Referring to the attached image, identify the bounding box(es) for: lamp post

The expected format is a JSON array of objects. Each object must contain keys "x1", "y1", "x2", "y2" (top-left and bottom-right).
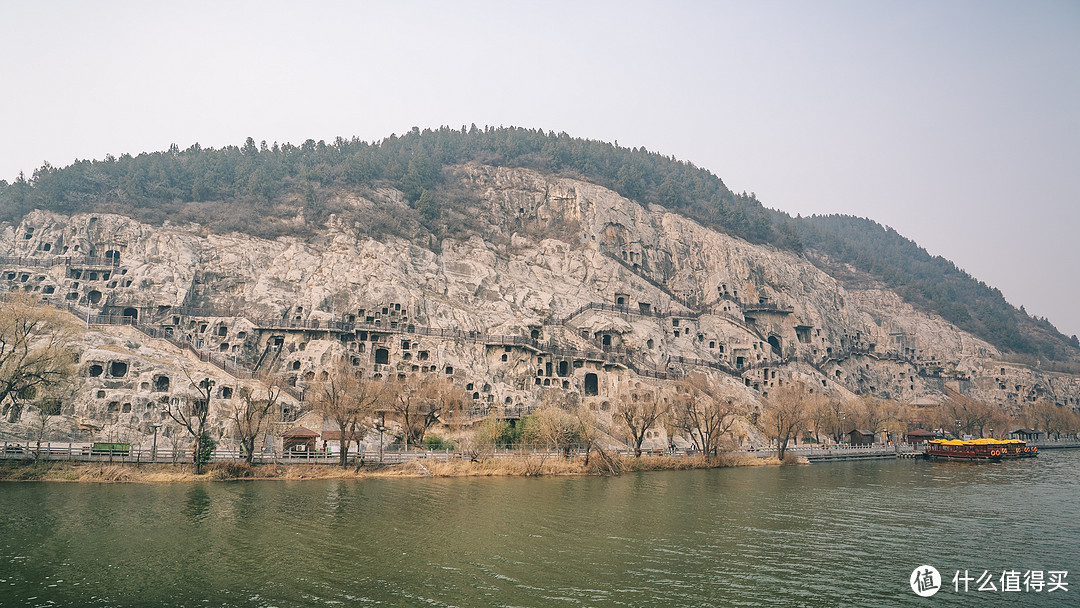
[
  {"x1": 375, "y1": 412, "x2": 386, "y2": 465},
  {"x1": 151, "y1": 423, "x2": 161, "y2": 462}
]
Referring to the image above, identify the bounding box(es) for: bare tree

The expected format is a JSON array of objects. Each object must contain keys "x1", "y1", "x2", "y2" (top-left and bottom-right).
[
  {"x1": 163, "y1": 370, "x2": 216, "y2": 474},
  {"x1": 542, "y1": 390, "x2": 611, "y2": 467},
  {"x1": 936, "y1": 388, "x2": 997, "y2": 438},
  {"x1": 570, "y1": 398, "x2": 619, "y2": 473},
  {"x1": 458, "y1": 413, "x2": 503, "y2": 462},
  {"x1": 123, "y1": 423, "x2": 147, "y2": 466},
  {"x1": 516, "y1": 390, "x2": 605, "y2": 472},
  {"x1": 231, "y1": 376, "x2": 283, "y2": 463},
  {"x1": 821, "y1": 396, "x2": 848, "y2": 444},
  {"x1": 29, "y1": 398, "x2": 62, "y2": 460},
  {"x1": 386, "y1": 375, "x2": 467, "y2": 448},
  {"x1": 671, "y1": 374, "x2": 741, "y2": 457},
  {"x1": 881, "y1": 400, "x2": 914, "y2": 442},
  {"x1": 312, "y1": 364, "x2": 384, "y2": 467},
  {"x1": 0, "y1": 294, "x2": 79, "y2": 423},
  {"x1": 525, "y1": 399, "x2": 584, "y2": 458},
  {"x1": 761, "y1": 381, "x2": 822, "y2": 460},
  {"x1": 806, "y1": 395, "x2": 837, "y2": 445},
  {"x1": 1057, "y1": 407, "x2": 1080, "y2": 439},
  {"x1": 1026, "y1": 400, "x2": 1075, "y2": 440},
  {"x1": 166, "y1": 424, "x2": 187, "y2": 465},
  {"x1": 614, "y1": 383, "x2": 669, "y2": 457},
  {"x1": 851, "y1": 395, "x2": 908, "y2": 442}
]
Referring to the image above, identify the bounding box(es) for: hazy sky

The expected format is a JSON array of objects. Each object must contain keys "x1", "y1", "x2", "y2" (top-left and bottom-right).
[{"x1": 2, "y1": 1, "x2": 1078, "y2": 338}]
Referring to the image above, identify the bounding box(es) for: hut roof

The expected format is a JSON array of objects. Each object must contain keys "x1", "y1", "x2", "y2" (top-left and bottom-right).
[
  {"x1": 282, "y1": 426, "x2": 320, "y2": 438},
  {"x1": 905, "y1": 429, "x2": 939, "y2": 437},
  {"x1": 322, "y1": 429, "x2": 368, "y2": 441}
]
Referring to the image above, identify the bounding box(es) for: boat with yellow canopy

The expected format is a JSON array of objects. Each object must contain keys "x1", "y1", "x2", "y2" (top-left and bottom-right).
[{"x1": 924, "y1": 438, "x2": 1037, "y2": 461}]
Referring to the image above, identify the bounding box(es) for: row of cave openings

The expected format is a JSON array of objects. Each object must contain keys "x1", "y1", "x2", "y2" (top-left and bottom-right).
[
  {"x1": 608, "y1": 282, "x2": 822, "y2": 360},
  {"x1": 20, "y1": 225, "x2": 122, "y2": 259},
  {"x1": 2, "y1": 270, "x2": 131, "y2": 301},
  {"x1": 503, "y1": 346, "x2": 601, "y2": 396},
  {"x1": 6, "y1": 255, "x2": 131, "y2": 303},
  {"x1": 86, "y1": 361, "x2": 170, "y2": 392},
  {"x1": 287, "y1": 302, "x2": 417, "y2": 327},
  {"x1": 534, "y1": 358, "x2": 599, "y2": 395}
]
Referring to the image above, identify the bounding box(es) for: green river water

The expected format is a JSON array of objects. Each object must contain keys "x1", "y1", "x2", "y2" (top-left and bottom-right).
[{"x1": 1, "y1": 451, "x2": 1078, "y2": 607}]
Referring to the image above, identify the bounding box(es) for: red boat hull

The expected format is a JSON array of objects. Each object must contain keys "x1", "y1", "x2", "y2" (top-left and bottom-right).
[
  {"x1": 924, "y1": 441, "x2": 1037, "y2": 461},
  {"x1": 925, "y1": 449, "x2": 1003, "y2": 461}
]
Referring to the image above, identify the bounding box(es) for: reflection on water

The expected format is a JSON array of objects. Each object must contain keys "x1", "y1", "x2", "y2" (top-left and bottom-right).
[
  {"x1": 1, "y1": 452, "x2": 1078, "y2": 606},
  {"x1": 181, "y1": 486, "x2": 211, "y2": 523}
]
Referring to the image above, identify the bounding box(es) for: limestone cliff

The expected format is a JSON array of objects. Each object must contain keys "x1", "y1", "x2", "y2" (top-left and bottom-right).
[{"x1": 2, "y1": 164, "x2": 1077, "y2": 447}]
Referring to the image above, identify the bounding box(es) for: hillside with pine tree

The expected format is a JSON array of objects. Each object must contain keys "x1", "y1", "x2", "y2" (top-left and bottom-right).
[{"x1": 1, "y1": 126, "x2": 1076, "y2": 363}]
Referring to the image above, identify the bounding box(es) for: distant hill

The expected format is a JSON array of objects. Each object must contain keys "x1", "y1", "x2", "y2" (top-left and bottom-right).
[
  {"x1": 1, "y1": 126, "x2": 1076, "y2": 361},
  {"x1": 793, "y1": 215, "x2": 1080, "y2": 364}
]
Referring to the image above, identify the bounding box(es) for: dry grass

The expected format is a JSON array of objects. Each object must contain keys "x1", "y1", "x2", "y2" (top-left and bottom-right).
[
  {"x1": 0, "y1": 461, "x2": 202, "y2": 482},
  {"x1": 781, "y1": 452, "x2": 803, "y2": 465},
  {"x1": 418, "y1": 456, "x2": 588, "y2": 477},
  {"x1": 0, "y1": 451, "x2": 784, "y2": 483},
  {"x1": 620, "y1": 452, "x2": 776, "y2": 471},
  {"x1": 206, "y1": 462, "x2": 257, "y2": 480}
]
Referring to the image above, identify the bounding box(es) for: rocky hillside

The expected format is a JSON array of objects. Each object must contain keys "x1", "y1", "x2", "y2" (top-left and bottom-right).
[
  {"x1": 2, "y1": 163, "x2": 1078, "y2": 446},
  {"x1": 4, "y1": 127, "x2": 1074, "y2": 363}
]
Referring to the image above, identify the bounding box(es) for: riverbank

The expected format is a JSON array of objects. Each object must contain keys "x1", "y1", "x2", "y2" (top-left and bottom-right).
[
  {"x1": 0, "y1": 452, "x2": 787, "y2": 482},
  {"x1": 4, "y1": 450, "x2": 1074, "y2": 607}
]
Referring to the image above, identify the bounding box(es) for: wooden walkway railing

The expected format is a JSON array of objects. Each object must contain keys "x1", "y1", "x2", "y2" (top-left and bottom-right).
[
  {"x1": 6, "y1": 439, "x2": 1076, "y2": 467},
  {"x1": 0, "y1": 254, "x2": 120, "y2": 269}
]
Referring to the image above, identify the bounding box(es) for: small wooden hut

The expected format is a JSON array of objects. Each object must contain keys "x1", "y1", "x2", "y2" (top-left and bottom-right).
[
  {"x1": 282, "y1": 426, "x2": 320, "y2": 453},
  {"x1": 847, "y1": 429, "x2": 876, "y2": 446},
  {"x1": 1010, "y1": 428, "x2": 1043, "y2": 442},
  {"x1": 904, "y1": 429, "x2": 942, "y2": 445}
]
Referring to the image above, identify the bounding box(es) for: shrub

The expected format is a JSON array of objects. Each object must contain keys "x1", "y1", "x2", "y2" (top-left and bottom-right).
[
  {"x1": 195, "y1": 432, "x2": 216, "y2": 473},
  {"x1": 207, "y1": 461, "x2": 255, "y2": 480},
  {"x1": 424, "y1": 434, "x2": 454, "y2": 450}
]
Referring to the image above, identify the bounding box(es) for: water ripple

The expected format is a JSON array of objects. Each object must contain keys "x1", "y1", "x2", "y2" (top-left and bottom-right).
[{"x1": 0, "y1": 453, "x2": 1078, "y2": 606}]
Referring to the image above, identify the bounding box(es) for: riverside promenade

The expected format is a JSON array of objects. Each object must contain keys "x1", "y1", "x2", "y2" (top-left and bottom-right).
[
  {"x1": 3, "y1": 439, "x2": 1078, "y2": 467},
  {"x1": 745, "y1": 443, "x2": 923, "y2": 462},
  {"x1": 752, "y1": 438, "x2": 1080, "y2": 462}
]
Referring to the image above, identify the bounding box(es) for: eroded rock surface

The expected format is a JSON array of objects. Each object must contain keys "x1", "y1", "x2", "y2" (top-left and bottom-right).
[{"x1": 2, "y1": 165, "x2": 1077, "y2": 447}]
